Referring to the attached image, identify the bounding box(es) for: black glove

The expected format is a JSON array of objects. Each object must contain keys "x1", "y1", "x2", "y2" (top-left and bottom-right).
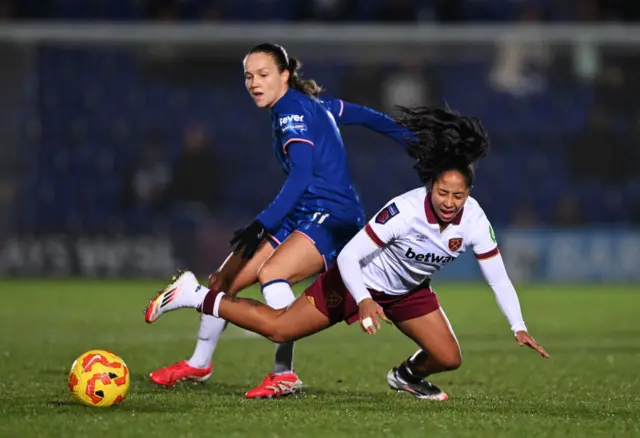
[{"x1": 229, "y1": 220, "x2": 267, "y2": 259}]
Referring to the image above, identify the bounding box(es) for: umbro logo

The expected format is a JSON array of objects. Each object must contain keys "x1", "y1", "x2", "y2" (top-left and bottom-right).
[{"x1": 416, "y1": 234, "x2": 428, "y2": 242}]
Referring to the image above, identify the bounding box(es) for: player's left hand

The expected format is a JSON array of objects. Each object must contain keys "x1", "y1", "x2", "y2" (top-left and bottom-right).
[
  {"x1": 515, "y1": 331, "x2": 550, "y2": 358},
  {"x1": 229, "y1": 220, "x2": 267, "y2": 259},
  {"x1": 358, "y1": 298, "x2": 390, "y2": 335}
]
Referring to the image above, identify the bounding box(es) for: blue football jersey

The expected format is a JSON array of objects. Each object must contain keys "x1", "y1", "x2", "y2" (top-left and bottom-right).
[{"x1": 259, "y1": 89, "x2": 363, "y2": 229}]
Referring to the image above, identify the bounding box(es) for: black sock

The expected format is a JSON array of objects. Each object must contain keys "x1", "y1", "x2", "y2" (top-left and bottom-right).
[
  {"x1": 273, "y1": 342, "x2": 294, "y2": 374},
  {"x1": 397, "y1": 360, "x2": 424, "y2": 384}
]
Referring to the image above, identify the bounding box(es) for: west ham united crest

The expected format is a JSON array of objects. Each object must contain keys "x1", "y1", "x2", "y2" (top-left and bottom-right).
[
  {"x1": 325, "y1": 288, "x2": 343, "y2": 308},
  {"x1": 448, "y1": 238, "x2": 463, "y2": 251}
]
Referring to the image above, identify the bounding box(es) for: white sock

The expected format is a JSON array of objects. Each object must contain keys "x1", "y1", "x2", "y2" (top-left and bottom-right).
[
  {"x1": 262, "y1": 280, "x2": 296, "y2": 374},
  {"x1": 262, "y1": 280, "x2": 296, "y2": 310},
  {"x1": 187, "y1": 313, "x2": 228, "y2": 369}
]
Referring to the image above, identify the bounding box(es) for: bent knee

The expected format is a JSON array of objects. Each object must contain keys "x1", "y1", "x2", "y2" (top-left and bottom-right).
[
  {"x1": 267, "y1": 319, "x2": 298, "y2": 343},
  {"x1": 268, "y1": 328, "x2": 297, "y2": 344},
  {"x1": 268, "y1": 332, "x2": 290, "y2": 344},
  {"x1": 260, "y1": 320, "x2": 282, "y2": 343},
  {"x1": 258, "y1": 312, "x2": 294, "y2": 343},
  {"x1": 257, "y1": 262, "x2": 284, "y2": 284},
  {"x1": 441, "y1": 356, "x2": 462, "y2": 371},
  {"x1": 437, "y1": 350, "x2": 462, "y2": 371}
]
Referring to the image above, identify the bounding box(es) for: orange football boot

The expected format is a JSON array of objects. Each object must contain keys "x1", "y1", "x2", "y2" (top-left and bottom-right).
[
  {"x1": 149, "y1": 360, "x2": 212, "y2": 387},
  {"x1": 245, "y1": 372, "x2": 303, "y2": 399}
]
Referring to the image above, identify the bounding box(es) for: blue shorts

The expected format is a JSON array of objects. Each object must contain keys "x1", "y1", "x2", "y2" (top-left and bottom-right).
[{"x1": 268, "y1": 210, "x2": 364, "y2": 271}]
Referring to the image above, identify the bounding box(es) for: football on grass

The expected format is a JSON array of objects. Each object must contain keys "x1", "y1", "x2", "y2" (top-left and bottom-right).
[{"x1": 68, "y1": 349, "x2": 130, "y2": 407}]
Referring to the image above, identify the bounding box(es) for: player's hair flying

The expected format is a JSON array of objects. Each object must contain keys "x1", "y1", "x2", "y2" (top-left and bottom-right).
[
  {"x1": 247, "y1": 43, "x2": 324, "y2": 98},
  {"x1": 395, "y1": 106, "x2": 490, "y2": 187}
]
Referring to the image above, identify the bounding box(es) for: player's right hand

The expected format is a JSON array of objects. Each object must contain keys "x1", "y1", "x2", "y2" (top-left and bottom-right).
[
  {"x1": 229, "y1": 220, "x2": 267, "y2": 259},
  {"x1": 357, "y1": 298, "x2": 389, "y2": 335},
  {"x1": 515, "y1": 331, "x2": 550, "y2": 358}
]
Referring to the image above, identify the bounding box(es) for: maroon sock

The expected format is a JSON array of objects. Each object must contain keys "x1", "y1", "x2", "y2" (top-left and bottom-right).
[{"x1": 197, "y1": 290, "x2": 223, "y2": 315}]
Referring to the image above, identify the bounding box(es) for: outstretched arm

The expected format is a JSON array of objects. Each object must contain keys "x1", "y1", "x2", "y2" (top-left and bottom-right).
[
  {"x1": 476, "y1": 251, "x2": 550, "y2": 358},
  {"x1": 323, "y1": 98, "x2": 412, "y2": 149},
  {"x1": 472, "y1": 214, "x2": 549, "y2": 358},
  {"x1": 476, "y1": 250, "x2": 527, "y2": 333}
]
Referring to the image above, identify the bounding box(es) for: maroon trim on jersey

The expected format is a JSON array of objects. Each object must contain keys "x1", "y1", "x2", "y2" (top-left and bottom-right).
[
  {"x1": 475, "y1": 247, "x2": 499, "y2": 260},
  {"x1": 425, "y1": 192, "x2": 464, "y2": 225},
  {"x1": 364, "y1": 224, "x2": 384, "y2": 247}
]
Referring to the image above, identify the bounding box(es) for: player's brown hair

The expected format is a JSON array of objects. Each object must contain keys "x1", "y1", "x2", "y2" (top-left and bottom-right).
[
  {"x1": 395, "y1": 106, "x2": 490, "y2": 187},
  {"x1": 247, "y1": 43, "x2": 324, "y2": 98}
]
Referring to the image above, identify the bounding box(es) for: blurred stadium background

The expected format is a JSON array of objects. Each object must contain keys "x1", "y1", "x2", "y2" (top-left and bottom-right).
[
  {"x1": 1, "y1": 2, "x2": 639, "y2": 437},
  {"x1": 0, "y1": 1, "x2": 639, "y2": 283}
]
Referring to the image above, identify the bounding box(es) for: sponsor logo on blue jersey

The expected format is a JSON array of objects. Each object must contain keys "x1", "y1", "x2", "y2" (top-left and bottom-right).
[{"x1": 279, "y1": 114, "x2": 307, "y2": 135}]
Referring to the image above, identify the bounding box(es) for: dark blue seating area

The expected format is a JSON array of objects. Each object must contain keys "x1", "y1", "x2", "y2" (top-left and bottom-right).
[
  {"x1": 12, "y1": 46, "x2": 636, "y2": 235},
  {"x1": 30, "y1": 0, "x2": 561, "y2": 22}
]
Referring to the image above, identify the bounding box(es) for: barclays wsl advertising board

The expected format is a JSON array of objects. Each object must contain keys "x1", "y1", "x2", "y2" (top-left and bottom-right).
[
  {"x1": 0, "y1": 230, "x2": 639, "y2": 282},
  {"x1": 436, "y1": 229, "x2": 640, "y2": 284}
]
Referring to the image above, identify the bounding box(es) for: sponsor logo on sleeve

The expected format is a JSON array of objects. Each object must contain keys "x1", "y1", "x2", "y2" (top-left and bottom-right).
[
  {"x1": 279, "y1": 114, "x2": 307, "y2": 135},
  {"x1": 375, "y1": 202, "x2": 399, "y2": 225}
]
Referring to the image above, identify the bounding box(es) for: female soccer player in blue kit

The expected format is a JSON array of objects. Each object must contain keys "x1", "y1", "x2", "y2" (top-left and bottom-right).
[{"x1": 148, "y1": 43, "x2": 412, "y2": 398}]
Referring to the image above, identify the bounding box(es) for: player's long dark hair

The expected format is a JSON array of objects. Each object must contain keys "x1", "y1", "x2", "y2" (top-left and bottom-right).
[
  {"x1": 395, "y1": 106, "x2": 490, "y2": 187},
  {"x1": 247, "y1": 43, "x2": 323, "y2": 98}
]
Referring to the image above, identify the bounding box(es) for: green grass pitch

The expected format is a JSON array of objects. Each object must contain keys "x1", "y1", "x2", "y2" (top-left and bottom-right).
[{"x1": 0, "y1": 278, "x2": 638, "y2": 437}]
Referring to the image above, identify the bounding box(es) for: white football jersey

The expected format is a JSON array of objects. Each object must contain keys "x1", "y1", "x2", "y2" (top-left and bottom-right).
[{"x1": 361, "y1": 187, "x2": 498, "y2": 295}]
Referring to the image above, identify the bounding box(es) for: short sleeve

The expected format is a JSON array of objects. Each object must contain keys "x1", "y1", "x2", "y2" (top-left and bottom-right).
[
  {"x1": 276, "y1": 101, "x2": 315, "y2": 153},
  {"x1": 364, "y1": 199, "x2": 412, "y2": 247},
  {"x1": 470, "y1": 211, "x2": 499, "y2": 260}
]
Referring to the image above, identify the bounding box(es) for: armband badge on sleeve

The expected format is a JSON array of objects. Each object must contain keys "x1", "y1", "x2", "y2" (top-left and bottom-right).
[{"x1": 375, "y1": 202, "x2": 399, "y2": 225}]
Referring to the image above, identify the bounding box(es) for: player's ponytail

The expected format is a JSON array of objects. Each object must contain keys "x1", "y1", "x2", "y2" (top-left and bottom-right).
[
  {"x1": 286, "y1": 57, "x2": 323, "y2": 98},
  {"x1": 395, "y1": 106, "x2": 490, "y2": 187},
  {"x1": 246, "y1": 43, "x2": 323, "y2": 98}
]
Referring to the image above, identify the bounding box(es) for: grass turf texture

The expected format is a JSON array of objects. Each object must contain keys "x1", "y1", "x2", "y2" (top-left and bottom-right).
[{"x1": 0, "y1": 279, "x2": 638, "y2": 438}]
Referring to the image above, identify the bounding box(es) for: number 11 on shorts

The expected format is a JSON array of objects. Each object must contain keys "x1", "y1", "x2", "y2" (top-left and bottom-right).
[{"x1": 312, "y1": 212, "x2": 329, "y2": 224}]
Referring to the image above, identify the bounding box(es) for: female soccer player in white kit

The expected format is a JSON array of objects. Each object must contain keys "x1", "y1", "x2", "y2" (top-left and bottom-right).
[{"x1": 145, "y1": 106, "x2": 549, "y2": 399}]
